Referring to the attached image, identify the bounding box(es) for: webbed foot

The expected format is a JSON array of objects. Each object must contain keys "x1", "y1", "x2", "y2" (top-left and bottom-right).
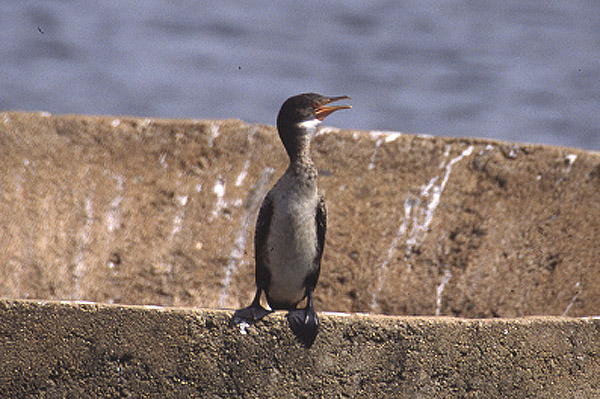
[
  {"x1": 232, "y1": 303, "x2": 272, "y2": 324},
  {"x1": 287, "y1": 306, "x2": 319, "y2": 348},
  {"x1": 232, "y1": 289, "x2": 272, "y2": 325}
]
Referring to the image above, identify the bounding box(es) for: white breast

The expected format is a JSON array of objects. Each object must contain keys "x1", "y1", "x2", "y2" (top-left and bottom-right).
[{"x1": 265, "y1": 174, "x2": 320, "y2": 306}]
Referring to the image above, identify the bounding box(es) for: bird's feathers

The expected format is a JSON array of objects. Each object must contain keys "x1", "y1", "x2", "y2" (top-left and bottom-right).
[{"x1": 254, "y1": 194, "x2": 274, "y2": 291}]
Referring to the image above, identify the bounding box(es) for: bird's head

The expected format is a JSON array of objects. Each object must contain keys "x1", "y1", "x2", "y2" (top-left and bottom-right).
[{"x1": 276, "y1": 93, "x2": 351, "y2": 158}]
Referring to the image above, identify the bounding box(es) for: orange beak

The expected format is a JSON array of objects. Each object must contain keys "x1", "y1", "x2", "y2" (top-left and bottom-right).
[{"x1": 314, "y1": 96, "x2": 352, "y2": 121}]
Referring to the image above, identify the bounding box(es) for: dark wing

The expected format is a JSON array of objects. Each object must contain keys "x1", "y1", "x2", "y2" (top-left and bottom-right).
[
  {"x1": 305, "y1": 195, "x2": 327, "y2": 290},
  {"x1": 254, "y1": 193, "x2": 273, "y2": 290},
  {"x1": 316, "y1": 195, "x2": 327, "y2": 263}
]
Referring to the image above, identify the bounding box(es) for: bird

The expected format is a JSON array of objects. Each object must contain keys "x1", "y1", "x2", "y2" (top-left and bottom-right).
[{"x1": 232, "y1": 93, "x2": 351, "y2": 347}]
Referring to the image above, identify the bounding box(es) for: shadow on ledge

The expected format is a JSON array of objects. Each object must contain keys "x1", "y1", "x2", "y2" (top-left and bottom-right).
[{"x1": 1, "y1": 299, "x2": 599, "y2": 397}]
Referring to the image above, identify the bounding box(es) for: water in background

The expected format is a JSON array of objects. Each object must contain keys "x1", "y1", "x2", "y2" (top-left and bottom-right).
[{"x1": 1, "y1": 1, "x2": 599, "y2": 149}]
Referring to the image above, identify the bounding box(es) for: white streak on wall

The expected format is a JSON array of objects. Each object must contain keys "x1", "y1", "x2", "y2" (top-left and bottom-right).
[
  {"x1": 74, "y1": 196, "x2": 93, "y2": 299},
  {"x1": 177, "y1": 195, "x2": 189, "y2": 206},
  {"x1": 368, "y1": 138, "x2": 383, "y2": 170},
  {"x1": 159, "y1": 153, "x2": 168, "y2": 170},
  {"x1": 563, "y1": 154, "x2": 577, "y2": 176},
  {"x1": 235, "y1": 160, "x2": 250, "y2": 187},
  {"x1": 208, "y1": 123, "x2": 220, "y2": 147},
  {"x1": 436, "y1": 269, "x2": 452, "y2": 316},
  {"x1": 371, "y1": 198, "x2": 413, "y2": 309},
  {"x1": 234, "y1": 128, "x2": 257, "y2": 188},
  {"x1": 211, "y1": 176, "x2": 227, "y2": 221},
  {"x1": 170, "y1": 195, "x2": 189, "y2": 239},
  {"x1": 556, "y1": 153, "x2": 577, "y2": 185},
  {"x1": 316, "y1": 126, "x2": 341, "y2": 136},
  {"x1": 385, "y1": 133, "x2": 402, "y2": 142},
  {"x1": 369, "y1": 130, "x2": 404, "y2": 141},
  {"x1": 218, "y1": 167, "x2": 274, "y2": 307},
  {"x1": 367, "y1": 131, "x2": 403, "y2": 171},
  {"x1": 106, "y1": 175, "x2": 124, "y2": 232},
  {"x1": 563, "y1": 281, "x2": 581, "y2": 316},
  {"x1": 565, "y1": 154, "x2": 577, "y2": 168},
  {"x1": 370, "y1": 145, "x2": 474, "y2": 311},
  {"x1": 410, "y1": 146, "x2": 474, "y2": 252}
]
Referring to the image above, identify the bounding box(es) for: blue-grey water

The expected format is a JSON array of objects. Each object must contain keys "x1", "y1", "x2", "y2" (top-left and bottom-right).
[{"x1": 2, "y1": 1, "x2": 599, "y2": 149}]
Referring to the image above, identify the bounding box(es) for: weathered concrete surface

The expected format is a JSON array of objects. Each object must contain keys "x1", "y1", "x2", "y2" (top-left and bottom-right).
[
  {"x1": 1, "y1": 112, "x2": 600, "y2": 396},
  {"x1": 1, "y1": 111, "x2": 599, "y2": 317},
  {"x1": 1, "y1": 300, "x2": 599, "y2": 398}
]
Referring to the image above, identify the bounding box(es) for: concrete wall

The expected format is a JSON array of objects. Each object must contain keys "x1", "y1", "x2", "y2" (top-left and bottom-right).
[
  {"x1": 1, "y1": 300, "x2": 599, "y2": 397},
  {"x1": 1, "y1": 111, "x2": 599, "y2": 317},
  {"x1": 1, "y1": 111, "x2": 600, "y2": 396}
]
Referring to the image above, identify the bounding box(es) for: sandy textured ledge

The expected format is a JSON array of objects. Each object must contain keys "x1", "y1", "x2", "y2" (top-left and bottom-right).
[{"x1": 1, "y1": 299, "x2": 599, "y2": 397}]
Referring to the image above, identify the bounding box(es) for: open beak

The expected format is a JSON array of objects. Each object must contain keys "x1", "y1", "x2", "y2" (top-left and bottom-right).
[{"x1": 314, "y1": 95, "x2": 352, "y2": 121}]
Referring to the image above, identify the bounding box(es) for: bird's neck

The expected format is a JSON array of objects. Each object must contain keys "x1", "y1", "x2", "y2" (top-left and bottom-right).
[
  {"x1": 280, "y1": 122, "x2": 319, "y2": 181},
  {"x1": 288, "y1": 137, "x2": 318, "y2": 182}
]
